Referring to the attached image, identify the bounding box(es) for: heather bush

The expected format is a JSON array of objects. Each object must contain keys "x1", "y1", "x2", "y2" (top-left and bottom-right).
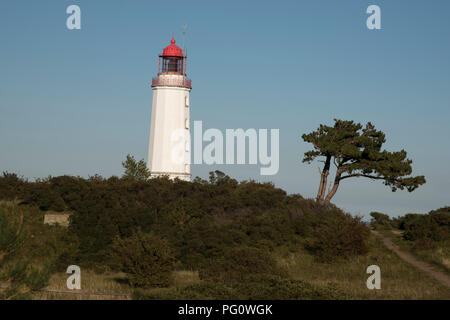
[
  {"x1": 0, "y1": 172, "x2": 26, "y2": 200},
  {"x1": 111, "y1": 229, "x2": 176, "y2": 288},
  {"x1": 402, "y1": 207, "x2": 450, "y2": 243},
  {"x1": 0, "y1": 171, "x2": 372, "y2": 270},
  {"x1": 305, "y1": 211, "x2": 370, "y2": 262},
  {"x1": 133, "y1": 282, "x2": 238, "y2": 300},
  {"x1": 198, "y1": 246, "x2": 286, "y2": 283},
  {"x1": 232, "y1": 275, "x2": 348, "y2": 300},
  {"x1": 133, "y1": 275, "x2": 347, "y2": 300}
]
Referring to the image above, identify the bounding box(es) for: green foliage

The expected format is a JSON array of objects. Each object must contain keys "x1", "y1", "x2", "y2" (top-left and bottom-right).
[
  {"x1": 0, "y1": 202, "x2": 27, "y2": 263},
  {"x1": 0, "y1": 261, "x2": 52, "y2": 300},
  {"x1": 199, "y1": 246, "x2": 287, "y2": 283},
  {"x1": 232, "y1": 275, "x2": 348, "y2": 300},
  {"x1": 133, "y1": 276, "x2": 347, "y2": 300},
  {"x1": 122, "y1": 154, "x2": 150, "y2": 181},
  {"x1": 111, "y1": 229, "x2": 176, "y2": 288},
  {"x1": 0, "y1": 167, "x2": 446, "y2": 299},
  {"x1": 133, "y1": 282, "x2": 238, "y2": 300},
  {"x1": 0, "y1": 171, "x2": 372, "y2": 280},
  {"x1": 304, "y1": 211, "x2": 370, "y2": 262},
  {"x1": 370, "y1": 211, "x2": 393, "y2": 229},
  {"x1": 22, "y1": 182, "x2": 66, "y2": 211},
  {"x1": 0, "y1": 172, "x2": 26, "y2": 200},
  {"x1": 0, "y1": 203, "x2": 52, "y2": 299},
  {"x1": 302, "y1": 119, "x2": 426, "y2": 203},
  {"x1": 0, "y1": 201, "x2": 76, "y2": 272},
  {"x1": 401, "y1": 207, "x2": 450, "y2": 244}
]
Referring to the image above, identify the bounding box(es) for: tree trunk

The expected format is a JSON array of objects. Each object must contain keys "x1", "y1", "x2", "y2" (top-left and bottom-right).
[
  {"x1": 316, "y1": 155, "x2": 331, "y2": 203},
  {"x1": 325, "y1": 169, "x2": 342, "y2": 204}
]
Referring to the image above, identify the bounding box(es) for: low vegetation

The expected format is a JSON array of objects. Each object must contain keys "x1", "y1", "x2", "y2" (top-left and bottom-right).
[
  {"x1": 0, "y1": 201, "x2": 52, "y2": 299},
  {"x1": 111, "y1": 229, "x2": 176, "y2": 288},
  {"x1": 370, "y1": 207, "x2": 450, "y2": 274},
  {"x1": 0, "y1": 170, "x2": 448, "y2": 299}
]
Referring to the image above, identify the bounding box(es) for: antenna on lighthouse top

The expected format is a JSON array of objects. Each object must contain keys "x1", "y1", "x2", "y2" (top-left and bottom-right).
[{"x1": 182, "y1": 23, "x2": 188, "y2": 55}]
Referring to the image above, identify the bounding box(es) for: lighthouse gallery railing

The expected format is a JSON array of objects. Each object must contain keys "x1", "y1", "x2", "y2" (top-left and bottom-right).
[{"x1": 152, "y1": 77, "x2": 192, "y2": 89}]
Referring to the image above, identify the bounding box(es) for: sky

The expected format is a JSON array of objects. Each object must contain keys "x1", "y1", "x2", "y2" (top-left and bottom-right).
[{"x1": 1, "y1": 0, "x2": 449, "y2": 219}]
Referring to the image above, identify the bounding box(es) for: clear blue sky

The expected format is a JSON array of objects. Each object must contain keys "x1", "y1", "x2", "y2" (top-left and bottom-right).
[{"x1": 1, "y1": 0, "x2": 449, "y2": 219}]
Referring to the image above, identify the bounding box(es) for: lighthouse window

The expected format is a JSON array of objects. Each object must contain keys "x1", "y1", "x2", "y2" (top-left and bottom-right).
[{"x1": 167, "y1": 59, "x2": 179, "y2": 72}]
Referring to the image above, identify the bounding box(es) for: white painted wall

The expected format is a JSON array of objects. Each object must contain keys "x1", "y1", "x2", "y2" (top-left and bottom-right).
[{"x1": 148, "y1": 74, "x2": 191, "y2": 181}]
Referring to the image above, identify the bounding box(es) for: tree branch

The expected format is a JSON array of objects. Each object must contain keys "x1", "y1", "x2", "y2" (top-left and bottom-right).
[{"x1": 339, "y1": 174, "x2": 386, "y2": 181}]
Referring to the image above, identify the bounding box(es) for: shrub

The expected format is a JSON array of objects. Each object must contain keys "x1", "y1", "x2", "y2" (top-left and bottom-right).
[
  {"x1": 402, "y1": 215, "x2": 431, "y2": 241},
  {"x1": 0, "y1": 203, "x2": 52, "y2": 299},
  {"x1": 133, "y1": 282, "x2": 238, "y2": 300},
  {"x1": 402, "y1": 207, "x2": 450, "y2": 243},
  {"x1": 0, "y1": 201, "x2": 27, "y2": 262},
  {"x1": 133, "y1": 276, "x2": 347, "y2": 300},
  {"x1": 0, "y1": 172, "x2": 26, "y2": 201},
  {"x1": 198, "y1": 246, "x2": 286, "y2": 283},
  {"x1": 22, "y1": 182, "x2": 66, "y2": 212},
  {"x1": 412, "y1": 237, "x2": 436, "y2": 250},
  {"x1": 0, "y1": 260, "x2": 52, "y2": 300},
  {"x1": 305, "y1": 212, "x2": 370, "y2": 262},
  {"x1": 232, "y1": 275, "x2": 348, "y2": 300},
  {"x1": 1, "y1": 171, "x2": 373, "y2": 271},
  {"x1": 369, "y1": 212, "x2": 392, "y2": 229},
  {"x1": 111, "y1": 229, "x2": 176, "y2": 288}
]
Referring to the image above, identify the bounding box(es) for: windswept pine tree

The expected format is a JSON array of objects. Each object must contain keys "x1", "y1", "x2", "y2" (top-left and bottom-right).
[{"x1": 302, "y1": 119, "x2": 426, "y2": 204}]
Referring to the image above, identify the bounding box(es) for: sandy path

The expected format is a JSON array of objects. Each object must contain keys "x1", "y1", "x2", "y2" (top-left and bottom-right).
[{"x1": 372, "y1": 230, "x2": 450, "y2": 289}]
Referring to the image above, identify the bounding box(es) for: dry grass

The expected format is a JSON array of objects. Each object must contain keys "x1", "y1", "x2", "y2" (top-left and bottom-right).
[
  {"x1": 380, "y1": 229, "x2": 450, "y2": 276},
  {"x1": 31, "y1": 238, "x2": 450, "y2": 300},
  {"x1": 31, "y1": 270, "x2": 201, "y2": 300},
  {"x1": 3, "y1": 200, "x2": 448, "y2": 300},
  {"x1": 172, "y1": 270, "x2": 200, "y2": 286},
  {"x1": 32, "y1": 270, "x2": 133, "y2": 300},
  {"x1": 275, "y1": 235, "x2": 450, "y2": 300}
]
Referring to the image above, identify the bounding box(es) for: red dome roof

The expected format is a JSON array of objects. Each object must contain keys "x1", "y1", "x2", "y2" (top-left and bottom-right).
[{"x1": 162, "y1": 37, "x2": 183, "y2": 57}]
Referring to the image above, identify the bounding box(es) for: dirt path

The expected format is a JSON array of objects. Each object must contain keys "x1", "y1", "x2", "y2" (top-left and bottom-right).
[{"x1": 372, "y1": 230, "x2": 450, "y2": 289}]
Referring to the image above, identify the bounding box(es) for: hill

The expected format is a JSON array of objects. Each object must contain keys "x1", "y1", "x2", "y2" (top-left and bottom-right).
[{"x1": 0, "y1": 171, "x2": 448, "y2": 299}]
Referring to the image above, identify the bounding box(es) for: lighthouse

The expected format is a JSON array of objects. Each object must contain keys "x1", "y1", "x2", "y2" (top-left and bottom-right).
[{"x1": 147, "y1": 36, "x2": 192, "y2": 181}]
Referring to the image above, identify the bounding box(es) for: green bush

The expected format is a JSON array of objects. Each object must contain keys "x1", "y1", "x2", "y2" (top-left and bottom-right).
[
  {"x1": 369, "y1": 211, "x2": 392, "y2": 229},
  {"x1": 0, "y1": 261, "x2": 52, "y2": 300},
  {"x1": 133, "y1": 282, "x2": 238, "y2": 300},
  {"x1": 0, "y1": 202, "x2": 27, "y2": 263},
  {"x1": 305, "y1": 212, "x2": 370, "y2": 262},
  {"x1": 232, "y1": 275, "x2": 348, "y2": 300},
  {"x1": 133, "y1": 275, "x2": 347, "y2": 300},
  {"x1": 402, "y1": 207, "x2": 450, "y2": 243},
  {"x1": 111, "y1": 229, "x2": 176, "y2": 288},
  {"x1": 1, "y1": 202, "x2": 78, "y2": 269},
  {"x1": 0, "y1": 171, "x2": 372, "y2": 271},
  {"x1": 0, "y1": 172, "x2": 26, "y2": 201},
  {"x1": 0, "y1": 203, "x2": 52, "y2": 300},
  {"x1": 198, "y1": 246, "x2": 286, "y2": 283},
  {"x1": 22, "y1": 182, "x2": 66, "y2": 212}
]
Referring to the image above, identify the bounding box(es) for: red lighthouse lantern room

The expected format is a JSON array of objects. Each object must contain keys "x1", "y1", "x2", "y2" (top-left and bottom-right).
[{"x1": 158, "y1": 36, "x2": 186, "y2": 75}]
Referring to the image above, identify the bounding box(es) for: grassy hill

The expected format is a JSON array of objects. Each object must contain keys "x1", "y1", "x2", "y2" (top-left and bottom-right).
[{"x1": 0, "y1": 172, "x2": 449, "y2": 299}]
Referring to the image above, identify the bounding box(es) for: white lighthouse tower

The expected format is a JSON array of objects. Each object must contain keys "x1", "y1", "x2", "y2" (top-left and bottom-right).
[{"x1": 147, "y1": 36, "x2": 192, "y2": 181}]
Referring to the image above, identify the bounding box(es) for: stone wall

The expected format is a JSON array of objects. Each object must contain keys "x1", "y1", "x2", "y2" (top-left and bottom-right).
[{"x1": 44, "y1": 214, "x2": 71, "y2": 227}]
